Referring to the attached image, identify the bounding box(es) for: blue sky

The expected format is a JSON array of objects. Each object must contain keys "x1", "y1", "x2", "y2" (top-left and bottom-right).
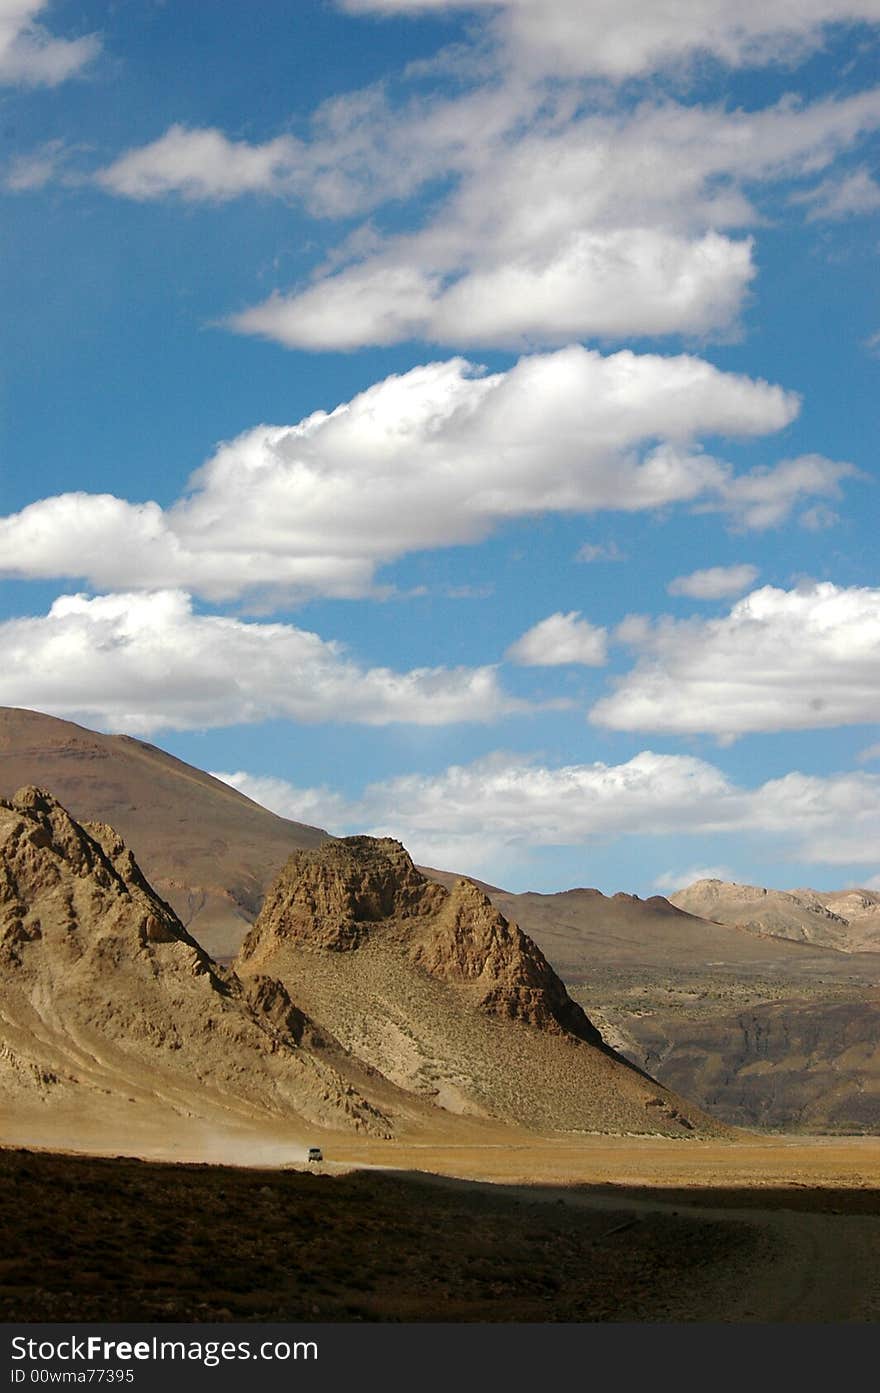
[{"x1": 0, "y1": 0, "x2": 878, "y2": 895}]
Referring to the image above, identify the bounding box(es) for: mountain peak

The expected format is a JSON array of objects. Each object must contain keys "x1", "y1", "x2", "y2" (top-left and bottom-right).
[
  {"x1": 244, "y1": 837, "x2": 602, "y2": 1045},
  {"x1": 241, "y1": 834, "x2": 446, "y2": 954},
  {"x1": 1, "y1": 785, "x2": 206, "y2": 958}
]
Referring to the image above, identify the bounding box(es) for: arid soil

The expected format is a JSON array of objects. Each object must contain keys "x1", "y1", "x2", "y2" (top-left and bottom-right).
[{"x1": 2, "y1": 1136, "x2": 879, "y2": 1322}]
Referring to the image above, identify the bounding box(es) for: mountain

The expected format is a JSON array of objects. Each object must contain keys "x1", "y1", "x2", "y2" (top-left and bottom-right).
[
  {"x1": 0, "y1": 707, "x2": 327, "y2": 957},
  {"x1": 237, "y1": 836, "x2": 723, "y2": 1137},
  {"x1": 0, "y1": 789, "x2": 723, "y2": 1150},
  {"x1": 5, "y1": 708, "x2": 879, "y2": 1136},
  {"x1": 423, "y1": 870, "x2": 867, "y2": 979},
  {"x1": 669, "y1": 879, "x2": 880, "y2": 954},
  {"x1": 423, "y1": 875, "x2": 880, "y2": 1133},
  {"x1": 0, "y1": 786, "x2": 444, "y2": 1149}
]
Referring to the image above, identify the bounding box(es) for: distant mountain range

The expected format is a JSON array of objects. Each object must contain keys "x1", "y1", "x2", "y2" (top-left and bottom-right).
[{"x1": 670, "y1": 878, "x2": 880, "y2": 954}]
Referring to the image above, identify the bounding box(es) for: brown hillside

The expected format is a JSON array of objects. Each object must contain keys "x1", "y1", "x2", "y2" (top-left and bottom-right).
[
  {"x1": 238, "y1": 837, "x2": 723, "y2": 1137},
  {"x1": 423, "y1": 870, "x2": 859, "y2": 979},
  {"x1": 0, "y1": 707, "x2": 327, "y2": 956},
  {"x1": 0, "y1": 787, "x2": 426, "y2": 1144},
  {"x1": 422, "y1": 871, "x2": 880, "y2": 1133}
]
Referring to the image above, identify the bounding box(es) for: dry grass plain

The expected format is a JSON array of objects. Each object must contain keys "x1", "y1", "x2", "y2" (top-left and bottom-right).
[{"x1": 2, "y1": 1130, "x2": 879, "y2": 1324}]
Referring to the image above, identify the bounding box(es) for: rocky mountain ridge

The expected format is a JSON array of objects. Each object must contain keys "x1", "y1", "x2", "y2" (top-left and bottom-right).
[
  {"x1": 239, "y1": 836, "x2": 717, "y2": 1136},
  {"x1": 0, "y1": 787, "x2": 408, "y2": 1140}
]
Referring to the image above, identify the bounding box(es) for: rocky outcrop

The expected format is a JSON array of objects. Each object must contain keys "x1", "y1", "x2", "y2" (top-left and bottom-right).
[
  {"x1": 413, "y1": 877, "x2": 602, "y2": 1044},
  {"x1": 244, "y1": 836, "x2": 599, "y2": 1044},
  {"x1": 238, "y1": 836, "x2": 720, "y2": 1136},
  {"x1": 0, "y1": 788, "x2": 394, "y2": 1135},
  {"x1": 0, "y1": 785, "x2": 192, "y2": 959},
  {"x1": 243, "y1": 835, "x2": 445, "y2": 955}
]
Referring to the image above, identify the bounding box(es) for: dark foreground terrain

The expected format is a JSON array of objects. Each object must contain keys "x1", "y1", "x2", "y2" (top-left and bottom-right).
[
  {"x1": 5, "y1": 1145, "x2": 880, "y2": 1322},
  {"x1": 0, "y1": 1147, "x2": 767, "y2": 1323}
]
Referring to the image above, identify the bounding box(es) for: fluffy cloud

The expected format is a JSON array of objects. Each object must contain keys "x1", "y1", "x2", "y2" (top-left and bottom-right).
[
  {"x1": 667, "y1": 564, "x2": 759, "y2": 599},
  {"x1": 506, "y1": 612, "x2": 608, "y2": 666},
  {"x1": 95, "y1": 125, "x2": 302, "y2": 203},
  {"x1": 341, "y1": 1, "x2": 880, "y2": 80},
  {"x1": 593, "y1": 582, "x2": 880, "y2": 737},
  {"x1": 0, "y1": 591, "x2": 519, "y2": 734},
  {"x1": 95, "y1": 72, "x2": 880, "y2": 225},
  {"x1": 233, "y1": 231, "x2": 756, "y2": 348},
  {"x1": 216, "y1": 749, "x2": 880, "y2": 876},
  {"x1": 90, "y1": 74, "x2": 880, "y2": 353},
  {"x1": 80, "y1": 2, "x2": 880, "y2": 353},
  {"x1": 0, "y1": 1, "x2": 98, "y2": 85},
  {"x1": 230, "y1": 88, "x2": 880, "y2": 349},
  {"x1": 0, "y1": 348, "x2": 811, "y2": 603},
  {"x1": 93, "y1": 82, "x2": 528, "y2": 216},
  {"x1": 699, "y1": 454, "x2": 856, "y2": 530}
]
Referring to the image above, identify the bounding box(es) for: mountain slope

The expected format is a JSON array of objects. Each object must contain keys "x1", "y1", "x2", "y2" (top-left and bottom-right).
[
  {"x1": 0, "y1": 787, "x2": 423, "y2": 1146},
  {"x1": 670, "y1": 879, "x2": 880, "y2": 954},
  {"x1": 420, "y1": 874, "x2": 880, "y2": 1133},
  {"x1": 424, "y1": 870, "x2": 859, "y2": 978},
  {"x1": 620, "y1": 990, "x2": 880, "y2": 1131},
  {"x1": 238, "y1": 837, "x2": 725, "y2": 1137},
  {"x1": 0, "y1": 707, "x2": 327, "y2": 956}
]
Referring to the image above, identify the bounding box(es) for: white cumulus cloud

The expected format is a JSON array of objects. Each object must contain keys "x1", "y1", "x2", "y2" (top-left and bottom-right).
[
  {"x1": 341, "y1": 1, "x2": 880, "y2": 80},
  {"x1": 594, "y1": 582, "x2": 880, "y2": 738},
  {"x1": 216, "y1": 749, "x2": 880, "y2": 878},
  {"x1": 0, "y1": 591, "x2": 520, "y2": 734},
  {"x1": 75, "y1": 3, "x2": 880, "y2": 355},
  {"x1": 0, "y1": 1, "x2": 98, "y2": 85},
  {"x1": 95, "y1": 125, "x2": 302, "y2": 202},
  {"x1": 232, "y1": 230, "x2": 756, "y2": 349},
  {"x1": 506, "y1": 612, "x2": 608, "y2": 667},
  {"x1": 0, "y1": 348, "x2": 811, "y2": 604},
  {"x1": 229, "y1": 86, "x2": 880, "y2": 350},
  {"x1": 667, "y1": 564, "x2": 760, "y2": 599}
]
